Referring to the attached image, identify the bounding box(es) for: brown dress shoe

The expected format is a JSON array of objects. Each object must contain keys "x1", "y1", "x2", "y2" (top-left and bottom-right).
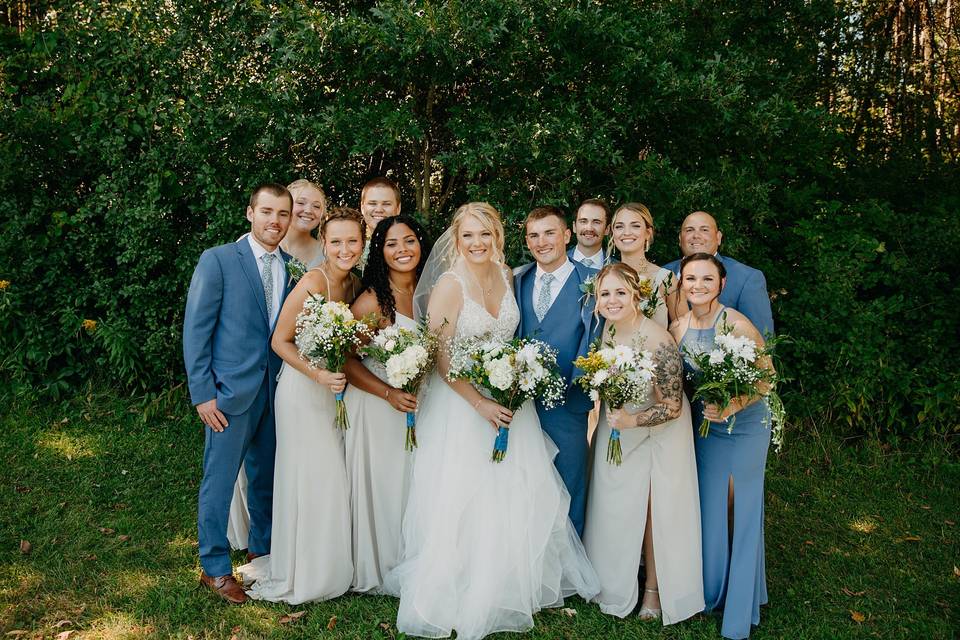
[
  {"x1": 245, "y1": 551, "x2": 263, "y2": 563},
  {"x1": 199, "y1": 572, "x2": 248, "y2": 604}
]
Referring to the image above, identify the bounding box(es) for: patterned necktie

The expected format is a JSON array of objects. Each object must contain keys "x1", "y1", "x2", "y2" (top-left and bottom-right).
[
  {"x1": 581, "y1": 256, "x2": 594, "y2": 268},
  {"x1": 535, "y1": 272, "x2": 555, "y2": 322},
  {"x1": 262, "y1": 253, "x2": 275, "y2": 322}
]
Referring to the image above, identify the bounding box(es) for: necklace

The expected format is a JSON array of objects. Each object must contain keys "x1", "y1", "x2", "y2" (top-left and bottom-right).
[{"x1": 389, "y1": 280, "x2": 414, "y2": 296}]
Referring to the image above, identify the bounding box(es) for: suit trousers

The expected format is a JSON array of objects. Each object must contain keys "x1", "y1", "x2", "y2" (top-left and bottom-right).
[
  {"x1": 197, "y1": 377, "x2": 277, "y2": 576},
  {"x1": 536, "y1": 402, "x2": 590, "y2": 538}
]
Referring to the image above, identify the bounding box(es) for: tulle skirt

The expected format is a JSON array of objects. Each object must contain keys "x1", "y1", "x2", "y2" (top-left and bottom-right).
[{"x1": 383, "y1": 374, "x2": 600, "y2": 639}]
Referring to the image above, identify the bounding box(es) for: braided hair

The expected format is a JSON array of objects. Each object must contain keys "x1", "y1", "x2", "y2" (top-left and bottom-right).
[{"x1": 360, "y1": 215, "x2": 432, "y2": 324}]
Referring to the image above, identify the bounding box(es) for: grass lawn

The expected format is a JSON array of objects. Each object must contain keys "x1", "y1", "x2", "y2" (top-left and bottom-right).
[{"x1": 1, "y1": 388, "x2": 957, "y2": 639}]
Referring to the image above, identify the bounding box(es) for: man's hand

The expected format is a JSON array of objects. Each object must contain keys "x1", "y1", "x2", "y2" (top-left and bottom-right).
[{"x1": 196, "y1": 399, "x2": 229, "y2": 432}]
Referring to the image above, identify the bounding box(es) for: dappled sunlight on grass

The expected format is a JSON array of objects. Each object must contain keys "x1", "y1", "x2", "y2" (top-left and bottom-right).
[
  {"x1": 111, "y1": 570, "x2": 158, "y2": 601},
  {"x1": 82, "y1": 611, "x2": 154, "y2": 639},
  {"x1": 36, "y1": 431, "x2": 101, "y2": 461},
  {"x1": 164, "y1": 533, "x2": 197, "y2": 557},
  {"x1": 849, "y1": 516, "x2": 879, "y2": 534}
]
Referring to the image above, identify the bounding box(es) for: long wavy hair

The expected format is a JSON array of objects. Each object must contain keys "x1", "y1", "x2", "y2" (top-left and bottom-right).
[{"x1": 361, "y1": 215, "x2": 432, "y2": 323}]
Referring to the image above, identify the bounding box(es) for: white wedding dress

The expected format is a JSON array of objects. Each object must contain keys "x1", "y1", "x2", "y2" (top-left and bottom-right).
[{"x1": 383, "y1": 271, "x2": 600, "y2": 640}]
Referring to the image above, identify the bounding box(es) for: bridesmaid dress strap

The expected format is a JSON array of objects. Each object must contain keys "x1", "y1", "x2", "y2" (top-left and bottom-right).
[{"x1": 711, "y1": 306, "x2": 727, "y2": 328}]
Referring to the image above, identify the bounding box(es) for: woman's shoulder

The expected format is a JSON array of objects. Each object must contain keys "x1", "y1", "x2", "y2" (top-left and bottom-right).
[
  {"x1": 351, "y1": 288, "x2": 380, "y2": 316},
  {"x1": 298, "y1": 268, "x2": 329, "y2": 293},
  {"x1": 640, "y1": 317, "x2": 676, "y2": 348}
]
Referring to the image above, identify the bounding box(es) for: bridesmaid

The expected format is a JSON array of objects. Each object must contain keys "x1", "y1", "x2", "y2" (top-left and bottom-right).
[
  {"x1": 238, "y1": 207, "x2": 365, "y2": 604},
  {"x1": 343, "y1": 215, "x2": 431, "y2": 593},
  {"x1": 280, "y1": 179, "x2": 328, "y2": 268},
  {"x1": 609, "y1": 203, "x2": 676, "y2": 328},
  {"x1": 671, "y1": 253, "x2": 776, "y2": 639},
  {"x1": 584, "y1": 263, "x2": 704, "y2": 625}
]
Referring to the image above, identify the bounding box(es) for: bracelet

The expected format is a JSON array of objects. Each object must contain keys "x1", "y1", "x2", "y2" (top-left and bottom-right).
[
  {"x1": 473, "y1": 398, "x2": 483, "y2": 410},
  {"x1": 385, "y1": 389, "x2": 391, "y2": 400}
]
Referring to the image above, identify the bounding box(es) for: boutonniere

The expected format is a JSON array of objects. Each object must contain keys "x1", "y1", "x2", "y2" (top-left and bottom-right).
[
  {"x1": 578, "y1": 274, "x2": 597, "y2": 305},
  {"x1": 286, "y1": 257, "x2": 307, "y2": 286}
]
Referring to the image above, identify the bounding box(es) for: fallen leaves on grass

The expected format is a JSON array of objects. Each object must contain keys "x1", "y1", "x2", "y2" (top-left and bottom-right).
[
  {"x1": 842, "y1": 588, "x2": 866, "y2": 597},
  {"x1": 118, "y1": 535, "x2": 131, "y2": 542},
  {"x1": 56, "y1": 631, "x2": 76, "y2": 640},
  {"x1": 896, "y1": 535, "x2": 922, "y2": 543},
  {"x1": 560, "y1": 608, "x2": 577, "y2": 617},
  {"x1": 953, "y1": 566, "x2": 959, "y2": 578},
  {"x1": 53, "y1": 620, "x2": 72, "y2": 629},
  {"x1": 99, "y1": 527, "x2": 115, "y2": 536},
  {"x1": 279, "y1": 611, "x2": 307, "y2": 625},
  {"x1": 19, "y1": 540, "x2": 31, "y2": 554},
  {"x1": 327, "y1": 616, "x2": 338, "y2": 630},
  {"x1": 850, "y1": 610, "x2": 866, "y2": 623},
  {"x1": 6, "y1": 632, "x2": 29, "y2": 638}
]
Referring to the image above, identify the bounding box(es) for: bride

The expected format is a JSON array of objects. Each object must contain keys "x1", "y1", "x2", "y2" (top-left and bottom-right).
[{"x1": 383, "y1": 202, "x2": 599, "y2": 640}]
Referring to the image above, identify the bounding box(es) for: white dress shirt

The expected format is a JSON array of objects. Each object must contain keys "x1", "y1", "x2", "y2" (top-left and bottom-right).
[
  {"x1": 571, "y1": 245, "x2": 605, "y2": 268},
  {"x1": 247, "y1": 234, "x2": 285, "y2": 326},
  {"x1": 532, "y1": 258, "x2": 575, "y2": 316}
]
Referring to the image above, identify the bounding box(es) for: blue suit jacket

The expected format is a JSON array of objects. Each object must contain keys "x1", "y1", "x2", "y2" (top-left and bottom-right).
[
  {"x1": 183, "y1": 239, "x2": 292, "y2": 415},
  {"x1": 514, "y1": 261, "x2": 602, "y2": 413},
  {"x1": 664, "y1": 253, "x2": 774, "y2": 337}
]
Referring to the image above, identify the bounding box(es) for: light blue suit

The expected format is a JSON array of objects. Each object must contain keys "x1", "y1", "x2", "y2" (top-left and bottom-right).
[
  {"x1": 514, "y1": 260, "x2": 601, "y2": 536},
  {"x1": 664, "y1": 254, "x2": 774, "y2": 336},
  {"x1": 183, "y1": 238, "x2": 291, "y2": 576}
]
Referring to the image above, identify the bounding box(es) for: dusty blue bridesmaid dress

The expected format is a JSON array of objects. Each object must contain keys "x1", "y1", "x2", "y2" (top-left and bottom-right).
[{"x1": 680, "y1": 307, "x2": 771, "y2": 640}]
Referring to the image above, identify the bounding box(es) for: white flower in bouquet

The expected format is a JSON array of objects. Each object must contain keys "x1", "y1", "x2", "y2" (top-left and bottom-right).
[
  {"x1": 486, "y1": 356, "x2": 516, "y2": 391},
  {"x1": 613, "y1": 344, "x2": 635, "y2": 369},
  {"x1": 385, "y1": 343, "x2": 429, "y2": 388},
  {"x1": 592, "y1": 369, "x2": 610, "y2": 386}
]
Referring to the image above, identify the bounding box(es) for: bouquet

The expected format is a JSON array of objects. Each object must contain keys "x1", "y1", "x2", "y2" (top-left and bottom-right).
[
  {"x1": 683, "y1": 318, "x2": 785, "y2": 449},
  {"x1": 361, "y1": 319, "x2": 442, "y2": 451},
  {"x1": 448, "y1": 335, "x2": 566, "y2": 462},
  {"x1": 294, "y1": 294, "x2": 369, "y2": 429},
  {"x1": 573, "y1": 339, "x2": 656, "y2": 465}
]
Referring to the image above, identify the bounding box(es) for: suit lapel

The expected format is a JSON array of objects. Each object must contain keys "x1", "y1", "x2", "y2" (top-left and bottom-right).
[
  {"x1": 237, "y1": 239, "x2": 269, "y2": 325},
  {"x1": 278, "y1": 249, "x2": 294, "y2": 308}
]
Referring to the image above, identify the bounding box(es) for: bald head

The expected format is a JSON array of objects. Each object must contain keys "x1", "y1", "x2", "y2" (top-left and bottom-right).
[{"x1": 679, "y1": 210, "x2": 722, "y2": 256}]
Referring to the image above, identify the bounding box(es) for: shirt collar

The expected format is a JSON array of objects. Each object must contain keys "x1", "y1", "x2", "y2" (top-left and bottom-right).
[
  {"x1": 572, "y1": 245, "x2": 602, "y2": 263},
  {"x1": 247, "y1": 234, "x2": 281, "y2": 261},
  {"x1": 536, "y1": 257, "x2": 573, "y2": 281}
]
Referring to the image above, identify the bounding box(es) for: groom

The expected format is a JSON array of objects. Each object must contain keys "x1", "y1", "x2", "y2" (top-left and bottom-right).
[
  {"x1": 183, "y1": 183, "x2": 293, "y2": 604},
  {"x1": 515, "y1": 205, "x2": 601, "y2": 537}
]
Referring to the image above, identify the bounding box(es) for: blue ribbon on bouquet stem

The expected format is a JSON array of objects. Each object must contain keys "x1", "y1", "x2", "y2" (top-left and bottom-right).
[
  {"x1": 491, "y1": 426, "x2": 509, "y2": 463},
  {"x1": 405, "y1": 410, "x2": 418, "y2": 451}
]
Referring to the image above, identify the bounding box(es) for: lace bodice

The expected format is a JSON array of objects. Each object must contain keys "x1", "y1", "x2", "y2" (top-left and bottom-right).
[{"x1": 443, "y1": 270, "x2": 519, "y2": 342}]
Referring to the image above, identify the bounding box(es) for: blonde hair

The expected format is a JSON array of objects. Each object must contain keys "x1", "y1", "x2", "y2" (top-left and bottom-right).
[
  {"x1": 320, "y1": 206, "x2": 367, "y2": 241},
  {"x1": 612, "y1": 202, "x2": 655, "y2": 251},
  {"x1": 593, "y1": 262, "x2": 645, "y2": 319},
  {"x1": 287, "y1": 179, "x2": 328, "y2": 212},
  {"x1": 448, "y1": 202, "x2": 506, "y2": 264}
]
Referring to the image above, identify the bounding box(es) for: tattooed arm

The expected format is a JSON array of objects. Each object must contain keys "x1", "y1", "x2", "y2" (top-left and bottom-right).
[{"x1": 625, "y1": 340, "x2": 684, "y2": 429}]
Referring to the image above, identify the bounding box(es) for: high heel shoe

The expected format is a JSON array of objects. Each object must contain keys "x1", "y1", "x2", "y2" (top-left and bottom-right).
[{"x1": 638, "y1": 587, "x2": 661, "y2": 620}]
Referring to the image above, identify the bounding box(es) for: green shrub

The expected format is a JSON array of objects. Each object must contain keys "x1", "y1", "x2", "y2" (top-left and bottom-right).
[{"x1": 0, "y1": 0, "x2": 956, "y2": 442}]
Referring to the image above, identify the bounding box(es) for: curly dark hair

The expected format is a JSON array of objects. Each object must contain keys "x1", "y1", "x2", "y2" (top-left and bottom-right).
[{"x1": 360, "y1": 215, "x2": 432, "y2": 324}]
